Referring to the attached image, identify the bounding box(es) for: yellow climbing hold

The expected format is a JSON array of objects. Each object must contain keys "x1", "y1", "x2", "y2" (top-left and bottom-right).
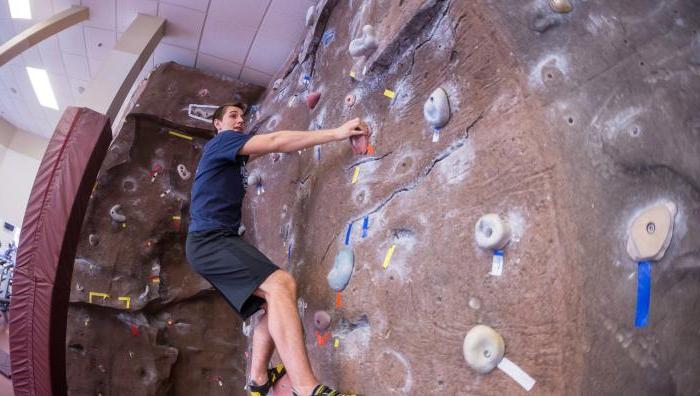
[{"x1": 383, "y1": 89, "x2": 395, "y2": 99}]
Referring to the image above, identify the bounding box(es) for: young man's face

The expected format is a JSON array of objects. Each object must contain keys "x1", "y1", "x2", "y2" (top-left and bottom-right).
[{"x1": 214, "y1": 106, "x2": 245, "y2": 132}]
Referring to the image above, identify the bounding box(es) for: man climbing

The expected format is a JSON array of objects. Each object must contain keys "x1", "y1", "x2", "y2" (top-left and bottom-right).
[{"x1": 185, "y1": 102, "x2": 364, "y2": 396}]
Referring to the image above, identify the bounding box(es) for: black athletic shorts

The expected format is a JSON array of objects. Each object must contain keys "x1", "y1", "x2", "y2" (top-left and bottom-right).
[{"x1": 185, "y1": 229, "x2": 279, "y2": 320}]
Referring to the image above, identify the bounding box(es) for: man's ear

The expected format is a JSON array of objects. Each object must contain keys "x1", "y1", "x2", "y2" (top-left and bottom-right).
[{"x1": 213, "y1": 118, "x2": 221, "y2": 131}]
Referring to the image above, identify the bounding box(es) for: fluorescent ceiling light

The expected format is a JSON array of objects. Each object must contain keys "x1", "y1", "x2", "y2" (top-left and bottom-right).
[
  {"x1": 26, "y1": 67, "x2": 59, "y2": 110},
  {"x1": 8, "y1": 0, "x2": 31, "y2": 19}
]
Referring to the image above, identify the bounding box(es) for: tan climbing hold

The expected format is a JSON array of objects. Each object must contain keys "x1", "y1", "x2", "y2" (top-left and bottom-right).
[
  {"x1": 549, "y1": 0, "x2": 573, "y2": 13},
  {"x1": 626, "y1": 200, "x2": 677, "y2": 261},
  {"x1": 463, "y1": 325, "x2": 505, "y2": 374}
]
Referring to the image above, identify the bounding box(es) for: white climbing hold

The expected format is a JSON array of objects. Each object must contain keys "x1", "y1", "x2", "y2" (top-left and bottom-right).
[
  {"x1": 305, "y1": 5, "x2": 315, "y2": 27},
  {"x1": 349, "y1": 25, "x2": 378, "y2": 58},
  {"x1": 272, "y1": 78, "x2": 283, "y2": 91},
  {"x1": 238, "y1": 223, "x2": 246, "y2": 236},
  {"x1": 626, "y1": 200, "x2": 677, "y2": 261},
  {"x1": 549, "y1": 0, "x2": 573, "y2": 13},
  {"x1": 463, "y1": 325, "x2": 505, "y2": 374},
  {"x1": 327, "y1": 247, "x2": 354, "y2": 292},
  {"x1": 247, "y1": 172, "x2": 262, "y2": 188},
  {"x1": 109, "y1": 205, "x2": 126, "y2": 223},
  {"x1": 423, "y1": 87, "x2": 451, "y2": 128},
  {"x1": 475, "y1": 214, "x2": 511, "y2": 250},
  {"x1": 177, "y1": 164, "x2": 191, "y2": 180}
]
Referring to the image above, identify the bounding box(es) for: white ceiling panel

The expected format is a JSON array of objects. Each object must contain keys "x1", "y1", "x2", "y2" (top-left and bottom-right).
[
  {"x1": 30, "y1": 0, "x2": 55, "y2": 20},
  {"x1": 0, "y1": 18, "x2": 15, "y2": 42},
  {"x1": 21, "y1": 47, "x2": 43, "y2": 68},
  {"x1": 84, "y1": 27, "x2": 116, "y2": 60},
  {"x1": 87, "y1": 57, "x2": 102, "y2": 78},
  {"x1": 158, "y1": 3, "x2": 205, "y2": 50},
  {"x1": 246, "y1": 33, "x2": 295, "y2": 75},
  {"x1": 62, "y1": 53, "x2": 90, "y2": 80},
  {"x1": 240, "y1": 67, "x2": 272, "y2": 87},
  {"x1": 57, "y1": 25, "x2": 85, "y2": 55},
  {"x1": 258, "y1": 9, "x2": 305, "y2": 42},
  {"x1": 51, "y1": 0, "x2": 80, "y2": 13},
  {"x1": 39, "y1": 48, "x2": 66, "y2": 76},
  {"x1": 196, "y1": 53, "x2": 242, "y2": 79},
  {"x1": 154, "y1": 43, "x2": 195, "y2": 67},
  {"x1": 37, "y1": 35, "x2": 61, "y2": 53},
  {"x1": 116, "y1": 0, "x2": 157, "y2": 33},
  {"x1": 161, "y1": 0, "x2": 209, "y2": 12},
  {"x1": 208, "y1": 0, "x2": 269, "y2": 30},
  {"x1": 268, "y1": 0, "x2": 315, "y2": 19},
  {"x1": 82, "y1": 0, "x2": 115, "y2": 30},
  {"x1": 199, "y1": 15, "x2": 255, "y2": 64}
]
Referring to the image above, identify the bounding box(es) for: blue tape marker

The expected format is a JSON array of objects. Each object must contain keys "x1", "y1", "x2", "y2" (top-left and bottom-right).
[
  {"x1": 361, "y1": 216, "x2": 369, "y2": 238},
  {"x1": 322, "y1": 30, "x2": 335, "y2": 46},
  {"x1": 634, "y1": 261, "x2": 652, "y2": 328},
  {"x1": 316, "y1": 146, "x2": 321, "y2": 161},
  {"x1": 344, "y1": 223, "x2": 353, "y2": 245}
]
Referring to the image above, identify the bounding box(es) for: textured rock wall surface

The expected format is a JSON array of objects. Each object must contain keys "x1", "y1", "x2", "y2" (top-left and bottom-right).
[{"x1": 66, "y1": 0, "x2": 700, "y2": 394}]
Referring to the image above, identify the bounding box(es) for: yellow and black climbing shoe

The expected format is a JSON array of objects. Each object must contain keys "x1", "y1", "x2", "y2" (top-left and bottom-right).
[
  {"x1": 248, "y1": 364, "x2": 286, "y2": 396},
  {"x1": 292, "y1": 384, "x2": 358, "y2": 396}
]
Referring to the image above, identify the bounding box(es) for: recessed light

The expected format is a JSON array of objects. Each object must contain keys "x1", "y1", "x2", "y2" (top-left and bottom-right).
[
  {"x1": 8, "y1": 0, "x2": 31, "y2": 19},
  {"x1": 26, "y1": 67, "x2": 59, "y2": 110}
]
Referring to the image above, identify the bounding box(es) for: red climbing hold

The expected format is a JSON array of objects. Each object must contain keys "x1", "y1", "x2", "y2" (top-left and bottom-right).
[
  {"x1": 130, "y1": 324, "x2": 140, "y2": 337},
  {"x1": 350, "y1": 121, "x2": 372, "y2": 155},
  {"x1": 306, "y1": 91, "x2": 321, "y2": 109}
]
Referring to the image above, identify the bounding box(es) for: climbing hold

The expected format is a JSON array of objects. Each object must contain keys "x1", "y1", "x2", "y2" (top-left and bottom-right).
[
  {"x1": 247, "y1": 173, "x2": 261, "y2": 188},
  {"x1": 272, "y1": 78, "x2": 283, "y2": 91},
  {"x1": 349, "y1": 25, "x2": 378, "y2": 58},
  {"x1": 423, "y1": 87, "x2": 451, "y2": 129},
  {"x1": 238, "y1": 223, "x2": 246, "y2": 236},
  {"x1": 306, "y1": 91, "x2": 321, "y2": 109},
  {"x1": 345, "y1": 93, "x2": 356, "y2": 107},
  {"x1": 109, "y1": 205, "x2": 126, "y2": 223},
  {"x1": 626, "y1": 200, "x2": 677, "y2": 261},
  {"x1": 475, "y1": 214, "x2": 511, "y2": 250},
  {"x1": 463, "y1": 325, "x2": 505, "y2": 374},
  {"x1": 327, "y1": 246, "x2": 354, "y2": 292},
  {"x1": 313, "y1": 310, "x2": 332, "y2": 331},
  {"x1": 177, "y1": 164, "x2": 191, "y2": 180},
  {"x1": 350, "y1": 121, "x2": 372, "y2": 155},
  {"x1": 88, "y1": 234, "x2": 99, "y2": 247},
  {"x1": 548, "y1": 0, "x2": 572, "y2": 13},
  {"x1": 305, "y1": 5, "x2": 315, "y2": 27}
]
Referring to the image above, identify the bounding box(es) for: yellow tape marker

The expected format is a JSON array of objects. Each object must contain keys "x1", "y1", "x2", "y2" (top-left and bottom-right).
[
  {"x1": 168, "y1": 130, "x2": 193, "y2": 141},
  {"x1": 88, "y1": 292, "x2": 109, "y2": 304},
  {"x1": 351, "y1": 167, "x2": 360, "y2": 184},
  {"x1": 334, "y1": 338, "x2": 340, "y2": 348},
  {"x1": 382, "y1": 244, "x2": 396, "y2": 269},
  {"x1": 118, "y1": 296, "x2": 131, "y2": 309},
  {"x1": 172, "y1": 216, "x2": 181, "y2": 220},
  {"x1": 383, "y1": 89, "x2": 395, "y2": 99}
]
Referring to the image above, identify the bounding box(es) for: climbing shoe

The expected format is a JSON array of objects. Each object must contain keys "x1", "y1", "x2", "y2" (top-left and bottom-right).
[
  {"x1": 292, "y1": 384, "x2": 357, "y2": 396},
  {"x1": 248, "y1": 364, "x2": 286, "y2": 396}
]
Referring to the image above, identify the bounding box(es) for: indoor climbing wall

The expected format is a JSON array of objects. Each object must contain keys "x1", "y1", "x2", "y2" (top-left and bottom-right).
[
  {"x1": 66, "y1": 0, "x2": 700, "y2": 394},
  {"x1": 242, "y1": 0, "x2": 700, "y2": 394},
  {"x1": 65, "y1": 63, "x2": 265, "y2": 395}
]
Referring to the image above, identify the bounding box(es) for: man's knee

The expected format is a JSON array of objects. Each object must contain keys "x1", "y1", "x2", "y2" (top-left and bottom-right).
[{"x1": 262, "y1": 270, "x2": 296, "y2": 298}]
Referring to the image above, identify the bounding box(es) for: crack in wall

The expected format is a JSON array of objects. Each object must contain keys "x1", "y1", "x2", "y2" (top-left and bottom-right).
[
  {"x1": 345, "y1": 151, "x2": 394, "y2": 170},
  {"x1": 349, "y1": 114, "x2": 482, "y2": 223}
]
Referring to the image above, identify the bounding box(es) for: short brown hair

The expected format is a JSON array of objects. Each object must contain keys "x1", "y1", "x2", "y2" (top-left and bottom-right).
[{"x1": 212, "y1": 102, "x2": 247, "y2": 127}]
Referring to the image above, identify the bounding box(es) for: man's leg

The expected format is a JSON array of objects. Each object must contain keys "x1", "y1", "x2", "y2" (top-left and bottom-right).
[
  {"x1": 249, "y1": 312, "x2": 276, "y2": 386},
  {"x1": 255, "y1": 270, "x2": 318, "y2": 395}
]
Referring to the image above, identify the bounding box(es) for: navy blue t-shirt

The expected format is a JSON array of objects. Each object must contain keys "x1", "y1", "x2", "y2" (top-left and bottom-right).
[{"x1": 188, "y1": 130, "x2": 252, "y2": 233}]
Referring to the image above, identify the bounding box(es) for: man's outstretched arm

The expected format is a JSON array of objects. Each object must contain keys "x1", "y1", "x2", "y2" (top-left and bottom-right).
[{"x1": 239, "y1": 118, "x2": 365, "y2": 157}]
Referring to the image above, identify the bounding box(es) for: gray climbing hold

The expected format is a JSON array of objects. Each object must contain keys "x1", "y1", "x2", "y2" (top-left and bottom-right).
[
  {"x1": 313, "y1": 310, "x2": 332, "y2": 331},
  {"x1": 177, "y1": 164, "x2": 191, "y2": 180},
  {"x1": 549, "y1": 0, "x2": 572, "y2": 13},
  {"x1": 88, "y1": 234, "x2": 99, "y2": 247},
  {"x1": 327, "y1": 247, "x2": 354, "y2": 292},
  {"x1": 349, "y1": 25, "x2": 378, "y2": 58},
  {"x1": 109, "y1": 205, "x2": 126, "y2": 223},
  {"x1": 463, "y1": 325, "x2": 505, "y2": 374},
  {"x1": 531, "y1": 14, "x2": 560, "y2": 32},
  {"x1": 305, "y1": 5, "x2": 315, "y2": 27},
  {"x1": 423, "y1": 87, "x2": 451, "y2": 129}
]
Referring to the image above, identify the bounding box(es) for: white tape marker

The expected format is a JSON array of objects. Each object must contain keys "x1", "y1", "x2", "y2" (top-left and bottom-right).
[{"x1": 497, "y1": 357, "x2": 535, "y2": 391}]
